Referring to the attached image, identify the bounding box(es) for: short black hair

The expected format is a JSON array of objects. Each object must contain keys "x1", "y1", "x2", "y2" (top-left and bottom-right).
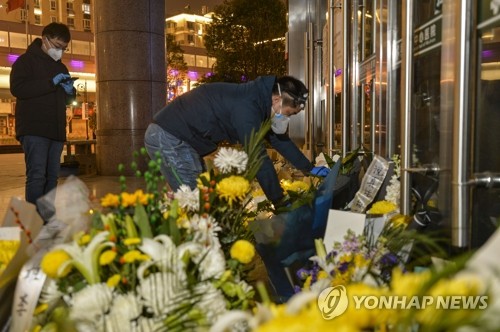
[
  {"x1": 42, "y1": 23, "x2": 71, "y2": 43},
  {"x1": 273, "y1": 76, "x2": 309, "y2": 109}
]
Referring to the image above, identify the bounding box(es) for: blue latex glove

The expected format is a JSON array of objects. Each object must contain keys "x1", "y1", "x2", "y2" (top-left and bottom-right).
[
  {"x1": 311, "y1": 166, "x2": 330, "y2": 177},
  {"x1": 52, "y1": 73, "x2": 71, "y2": 86},
  {"x1": 60, "y1": 81, "x2": 74, "y2": 95}
]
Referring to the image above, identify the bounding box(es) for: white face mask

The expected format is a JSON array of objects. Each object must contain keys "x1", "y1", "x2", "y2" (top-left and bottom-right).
[
  {"x1": 271, "y1": 111, "x2": 290, "y2": 134},
  {"x1": 271, "y1": 83, "x2": 290, "y2": 134},
  {"x1": 46, "y1": 38, "x2": 63, "y2": 61}
]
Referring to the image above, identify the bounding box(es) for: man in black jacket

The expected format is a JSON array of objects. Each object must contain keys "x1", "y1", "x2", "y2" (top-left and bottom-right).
[
  {"x1": 10, "y1": 23, "x2": 76, "y2": 221},
  {"x1": 145, "y1": 75, "x2": 328, "y2": 206}
]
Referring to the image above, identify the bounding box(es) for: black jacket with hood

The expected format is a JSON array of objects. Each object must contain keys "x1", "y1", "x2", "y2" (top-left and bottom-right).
[
  {"x1": 153, "y1": 76, "x2": 313, "y2": 204},
  {"x1": 10, "y1": 38, "x2": 73, "y2": 142}
]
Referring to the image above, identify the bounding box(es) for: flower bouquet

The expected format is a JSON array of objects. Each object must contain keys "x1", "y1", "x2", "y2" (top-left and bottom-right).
[{"x1": 16, "y1": 123, "x2": 277, "y2": 332}]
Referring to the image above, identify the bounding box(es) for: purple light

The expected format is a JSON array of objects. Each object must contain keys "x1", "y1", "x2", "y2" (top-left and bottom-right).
[
  {"x1": 169, "y1": 69, "x2": 179, "y2": 76},
  {"x1": 335, "y1": 68, "x2": 342, "y2": 77},
  {"x1": 482, "y1": 50, "x2": 494, "y2": 59},
  {"x1": 70, "y1": 60, "x2": 84, "y2": 68},
  {"x1": 187, "y1": 71, "x2": 198, "y2": 80},
  {"x1": 7, "y1": 54, "x2": 19, "y2": 63},
  {"x1": 205, "y1": 72, "x2": 213, "y2": 77}
]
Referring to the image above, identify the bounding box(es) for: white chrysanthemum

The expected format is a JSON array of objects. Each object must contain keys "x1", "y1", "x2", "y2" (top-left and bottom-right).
[
  {"x1": 69, "y1": 283, "x2": 113, "y2": 322},
  {"x1": 137, "y1": 271, "x2": 190, "y2": 316},
  {"x1": 194, "y1": 282, "x2": 228, "y2": 324},
  {"x1": 188, "y1": 214, "x2": 222, "y2": 247},
  {"x1": 39, "y1": 279, "x2": 62, "y2": 305},
  {"x1": 198, "y1": 247, "x2": 226, "y2": 280},
  {"x1": 214, "y1": 147, "x2": 248, "y2": 174},
  {"x1": 174, "y1": 185, "x2": 200, "y2": 212},
  {"x1": 104, "y1": 293, "x2": 142, "y2": 332},
  {"x1": 384, "y1": 175, "x2": 400, "y2": 206}
]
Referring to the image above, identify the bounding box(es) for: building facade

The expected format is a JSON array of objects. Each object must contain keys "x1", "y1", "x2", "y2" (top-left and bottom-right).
[
  {"x1": 0, "y1": 0, "x2": 95, "y2": 144},
  {"x1": 166, "y1": 12, "x2": 216, "y2": 96}
]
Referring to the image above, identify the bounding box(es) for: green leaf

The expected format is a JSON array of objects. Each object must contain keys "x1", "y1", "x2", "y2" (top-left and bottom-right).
[{"x1": 133, "y1": 203, "x2": 153, "y2": 238}]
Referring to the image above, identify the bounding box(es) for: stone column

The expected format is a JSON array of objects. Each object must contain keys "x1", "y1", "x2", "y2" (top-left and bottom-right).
[{"x1": 94, "y1": 0, "x2": 165, "y2": 175}]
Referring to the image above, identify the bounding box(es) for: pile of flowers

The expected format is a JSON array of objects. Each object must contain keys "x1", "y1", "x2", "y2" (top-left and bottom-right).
[
  {"x1": 28, "y1": 121, "x2": 279, "y2": 332},
  {"x1": 296, "y1": 212, "x2": 410, "y2": 292}
]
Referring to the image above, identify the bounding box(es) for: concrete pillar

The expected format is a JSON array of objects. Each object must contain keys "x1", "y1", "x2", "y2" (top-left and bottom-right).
[{"x1": 94, "y1": 0, "x2": 165, "y2": 175}]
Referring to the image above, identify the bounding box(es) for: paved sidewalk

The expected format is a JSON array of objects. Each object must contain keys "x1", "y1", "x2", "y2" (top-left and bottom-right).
[{"x1": 0, "y1": 153, "x2": 145, "y2": 221}]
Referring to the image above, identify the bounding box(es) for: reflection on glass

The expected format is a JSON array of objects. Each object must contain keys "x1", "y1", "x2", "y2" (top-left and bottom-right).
[{"x1": 471, "y1": 25, "x2": 500, "y2": 248}]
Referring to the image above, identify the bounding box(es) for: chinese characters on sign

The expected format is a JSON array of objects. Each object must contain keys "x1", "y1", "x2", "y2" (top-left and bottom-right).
[{"x1": 413, "y1": 16, "x2": 442, "y2": 56}]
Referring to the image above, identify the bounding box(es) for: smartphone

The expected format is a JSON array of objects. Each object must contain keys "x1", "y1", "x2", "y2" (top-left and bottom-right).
[{"x1": 62, "y1": 76, "x2": 79, "y2": 83}]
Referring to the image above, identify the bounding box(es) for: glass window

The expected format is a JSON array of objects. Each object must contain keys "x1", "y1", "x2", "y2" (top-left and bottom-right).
[
  {"x1": 196, "y1": 55, "x2": 207, "y2": 68},
  {"x1": 71, "y1": 40, "x2": 94, "y2": 56},
  {"x1": 83, "y1": 19, "x2": 91, "y2": 31},
  {"x1": 67, "y1": 17, "x2": 75, "y2": 28},
  {"x1": 0, "y1": 31, "x2": 8, "y2": 47},
  {"x1": 82, "y1": 3, "x2": 91, "y2": 15},
  {"x1": 10, "y1": 32, "x2": 28, "y2": 49},
  {"x1": 50, "y1": 0, "x2": 56, "y2": 10},
  {"x1": 183, "y1": 54, "x2": 195, "y2": 66}
]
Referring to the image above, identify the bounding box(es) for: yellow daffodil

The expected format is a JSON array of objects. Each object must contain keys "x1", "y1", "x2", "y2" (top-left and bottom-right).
[
  {"x1": 230, "y1": 240, "x2": 255, "y2": 264},
  {"x1": 216, "y1": 176, "x2": 250, "y2": 207},
  {"x1": 40, "y1": 250, "x2": 73, "y2": 279}
]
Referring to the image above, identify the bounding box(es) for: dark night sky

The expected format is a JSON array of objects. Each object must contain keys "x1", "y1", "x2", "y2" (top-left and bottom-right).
[{"x1": 166, "y1": 0, "x2": 224, "y2": 16}]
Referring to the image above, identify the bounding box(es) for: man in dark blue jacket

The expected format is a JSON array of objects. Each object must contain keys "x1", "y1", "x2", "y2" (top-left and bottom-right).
[
  {"x1": 10, "y1": 22, "x2": 76, "y2": 222},
  {"x1": 145, "y1": 75, "x2": 326, "y2": 206}
]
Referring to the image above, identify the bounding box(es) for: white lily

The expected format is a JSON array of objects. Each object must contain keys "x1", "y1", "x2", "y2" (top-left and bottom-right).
[{"x1": 54, "y1": 231, "x2": 114, "y2": 284}]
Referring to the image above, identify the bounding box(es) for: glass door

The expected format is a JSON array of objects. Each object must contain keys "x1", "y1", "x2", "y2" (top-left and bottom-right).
[{"x1": 470, "y1": 2, "x2": 500, "y2": 248}]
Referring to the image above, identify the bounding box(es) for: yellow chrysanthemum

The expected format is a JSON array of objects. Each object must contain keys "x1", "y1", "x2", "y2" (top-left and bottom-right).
[
  {"x1": 281, "y1": 180, "x2": 310, "y2": 192},
  {"x1": 216, "y1": 176, "x2": 250, "y2": 207},
  {"x1": 417, "y1": 275, "x2": 486, "y2": 326},
  {"x1": 40, "y1": 250, "x2": 72, "y2": 279},
  {"x1": 120, "y1": 192, "x2": 137, "y2": 208},
  {"x1": 368, "y1": 200, "x2": 398, "y2": 215},
  {"x1": 390, "y1": 268, "x2": 433, "y2": 297},
  {"x1": 100, "y1": 193, "x2": 120, "y2": 208},
  {"x1": 230, "y1": 239, "x2": 255, "y2": 264},
  {"x1": 106, "y1": 274, "x2": 121, "y2": 288},
  {"x1": 99, "y1": 250, "x2": 117, "y2": 266},
  {"x1": 123, "y1": 237, "x2": 141, "y2": 246},
  {"x1": 133, "y1": 189, "x2": 152, "y2": 205}
]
